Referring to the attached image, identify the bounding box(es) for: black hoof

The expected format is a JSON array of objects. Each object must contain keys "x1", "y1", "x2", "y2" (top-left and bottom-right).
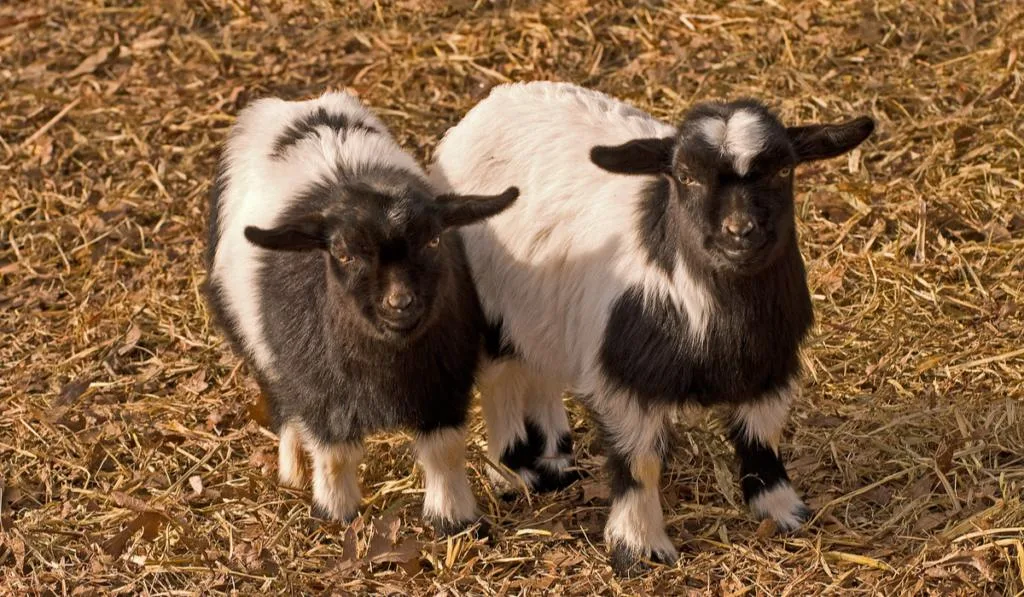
[
  {"x1": 429, "y1": 515, "x2": 492, "y2": 540},
  {"x1": 609, "y1": 543, "x2": 677, "y2": 578},
  {"x1": 532, "y1": 465, "x2": 587, "y2": 493},
  {"x1": 311, "y1": 502, "x2": 358, "y2": 523}
]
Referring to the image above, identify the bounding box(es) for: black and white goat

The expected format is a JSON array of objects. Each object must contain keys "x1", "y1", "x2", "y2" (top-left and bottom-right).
[
  {"x1": 429, "y1": 82, "x2": 873, "y2": 573},
  {"x1": 204, "y1": 91, "x2": 517, "y2": 534}
]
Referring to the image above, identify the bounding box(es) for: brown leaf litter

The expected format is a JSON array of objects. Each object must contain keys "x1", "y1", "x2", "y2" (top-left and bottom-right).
[{"x1": 1, "y1": 0, "x2": 1022, "y2": 594}]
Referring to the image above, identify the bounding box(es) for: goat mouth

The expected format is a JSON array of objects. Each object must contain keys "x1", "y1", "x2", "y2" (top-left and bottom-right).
[
  {"x1": 715, "y1": 244, "x2": 770, "y2": 271},
  {"x1": 721, "y1": 247, "x2": 757, "y2": 259},
  {"x1": 718, "y1": 243, "x2": 764, "y2": 260},
  {"x1": 379, "y1": 312, "x2": 423, "y2": 333},
  {"x1": 382, "y1": 317, "x2": 417, "y2": 331}
]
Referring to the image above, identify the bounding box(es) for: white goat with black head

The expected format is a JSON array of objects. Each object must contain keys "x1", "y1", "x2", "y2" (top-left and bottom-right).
[
  {"x1": 204, "y1": 91, "x2": 517, "y2": 534},
  {"x1": 429, "y1": 82, "x2": 874, "y2": 574}
]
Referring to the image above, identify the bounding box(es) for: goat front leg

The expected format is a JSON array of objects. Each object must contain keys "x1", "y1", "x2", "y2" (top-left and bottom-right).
[
  {"x1": 591, "y1": 391, "x2": 677, "y2": 576},
  {"x1": 414, "y1": 426, "x2": 487, "y2": 537},
  {"x1": 308, "y1": 437, "x2": 364, "y2": 522},
  {"x1": 726, "y1": 381, "x2": 809, "y2": 531}
]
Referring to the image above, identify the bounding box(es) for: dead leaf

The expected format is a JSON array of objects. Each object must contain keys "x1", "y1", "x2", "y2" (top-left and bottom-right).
[
  {"x1": 334, "y1": 517, "x2": 365, "y2": 574},
  {"x1": 0, "y1": 10, "x2": 46, "y2": 30},
  {"x1": 907, "y1": 475, "x2": 937, "y2": 499},
  {"x1": 367, "y1": 516, "x2": 401, "y2": 560},
  {"x1": 181, "y1": 370, "x2": 209, "y2": 395},
  {"x1": 805, "y1": 413, "x2": 845, "y2": 428},
  {"x1": 935, "y1": 436, "x2": 963, "y2": 474},
  {"x1": 864, "y1": 485, "x2": 894, "y2": 507},
  {"x1": 87, "y1": 443, "x2": 117, "y2": 474},
  {"x1": 362, "y1": 516, "x2": 420, "y2": 571},
  {"x1": 368, "y1": 538, "x2": 422, "y2": 567},
  {"x1": 983, "y1": 222, "x2": 1011, "y2": 242},
  {"x1": 248, "y1": 447, "x2": 275, "y2": 474},
  {"x1": 188, "y1": 475, "x2": 203, "y2": 495},
  {"x1": 544, "y1": 548, "x2": 584, "y2": 569},
  {"x1": 67, "y1": 46, "x2": 116, "y2": 78},
  {"x1": 248, "y1": 393, "x2": 273, "y2": 427},
  {"x1": 33, "y1": 135, "x2": 53, "y2": 165},
  {"x1": 132, "y1": 26, "x2": 168, "y2": 52},
  {"x1": 755, "y1": 518, "x2": 777, "y2": 539},
  {"x1": 580, "y1": 480, "x2": 609, "y2": 503},
  {"x1": 793, "y1": 10, "x2": 811, "y2": 32},
  {"x1": 118, "y1": 324, "x2": 142, "y2": 356},
  {"x1": 787, "y1": 455, "x2": 820, "y2": 477},
  {"x1": 102, "y1": 511, "x2": 166, "y2": 557},
  {"x1": 56, "y1": 377, "x2": 91, "y2": 406},
  {"x1": 111, "y1": 491, "x2": 152, "y2": 512},
  {"x1": 913, "y1": 512, "x2": 946, "y2": 533},
  {"x1": 952, "y1": 125, "x2": 978, "y2": 157},
  {"x1": 9, "y1": 533, "x2": 26, "y2": 571}
]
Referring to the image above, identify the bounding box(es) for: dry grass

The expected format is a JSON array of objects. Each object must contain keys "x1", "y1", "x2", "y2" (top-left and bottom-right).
[{"x1": 2, "y1": 0, "x2": 1023, "y2": 594}]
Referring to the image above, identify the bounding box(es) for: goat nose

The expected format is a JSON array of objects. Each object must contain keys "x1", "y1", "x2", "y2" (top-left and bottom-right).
[
  {"x1": 386, "y1": 291, "x2": 413, "y2": 310},
  {"x1": 723, "y1": 214, "x2": 756, "y2": 238}
]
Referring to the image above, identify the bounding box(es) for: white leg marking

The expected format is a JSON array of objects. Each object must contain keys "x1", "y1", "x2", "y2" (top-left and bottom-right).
[
  {"x1": 749, "y1": 483, "x2": 807, "y2": 532},
  {"x1": 732, "y1": 382, "x2": 795, "y2": 453},
  {"x1": 592, "y1": 386, "x2": 674, "y2": 462},
  {"x1": 605, "y1": 486, "x2": 677, "y2": 561},
  {"x1": 732, "y1": 382, "x2": 808, "y2": 530},
  {"x1": 277, "y1": 421, "x2": 306, "y2": 488},
  {"x1": 415, "y1": 427, "x2": 477, "y2": 524},
  {"x1": 309, "y1": 440, "x2": 363, "y2": 521},
  {"x1": 592, "y1": 387, "x2": 677, "y2": 561}
]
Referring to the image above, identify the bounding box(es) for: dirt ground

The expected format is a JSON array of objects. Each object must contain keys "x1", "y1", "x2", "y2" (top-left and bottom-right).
[{"x1": 2, "y1": 1, "x2": 1023, "y2": 595}]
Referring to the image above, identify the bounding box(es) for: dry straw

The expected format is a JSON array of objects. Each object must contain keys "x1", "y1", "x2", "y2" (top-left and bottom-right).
[{"x1": 1, "y1": 0, "x2": 1021, "y2": 594}]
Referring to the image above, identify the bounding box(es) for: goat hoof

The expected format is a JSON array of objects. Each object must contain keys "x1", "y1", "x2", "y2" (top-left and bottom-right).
[
  {"x1": 311, "y1": 502, "x2": 358, "y2": 524},
  {"x1": 778, "y1": 503, "x2": 812, "y2": 533},
  {"x1": 532, "y1": 465, "x2": 587, "y2": 493},
  {"x1": 429, "y1": 515, "x2": 491, "y2": 540},
  {"x1": 750, "y1": 483, "x2": 811, "y2": 533},
  {"x1": 609, "y1": 541, "x2": 678, "y2": 577},
  {"x1": 495, "y1": 462, "x2": 586, "y2": 496}
]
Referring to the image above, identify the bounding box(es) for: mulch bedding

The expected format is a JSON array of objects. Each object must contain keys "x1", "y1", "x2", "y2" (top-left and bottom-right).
[{"x1": 1, "y1": 1, "x2": 1022, "y2": 594}]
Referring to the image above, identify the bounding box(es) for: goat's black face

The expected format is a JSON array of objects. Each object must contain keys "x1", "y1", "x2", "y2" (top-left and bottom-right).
[
  {"x1": 326, "y1": 185, "x2": 446, "y2": 340},
  {"x1": 674, "y1": 101, "x2": 798, "y2": 274},
  {"x1": 243, "y1": 176, "x2": 518, "y2": 342},
  {"x1": 589, "y1": 100, "x2": 875, "y2": 276}
]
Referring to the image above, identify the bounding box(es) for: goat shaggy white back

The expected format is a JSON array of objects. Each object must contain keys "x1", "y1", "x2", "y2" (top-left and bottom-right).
[{"x1": 430, "y1": 82, "x2": 712, "y2": 393}]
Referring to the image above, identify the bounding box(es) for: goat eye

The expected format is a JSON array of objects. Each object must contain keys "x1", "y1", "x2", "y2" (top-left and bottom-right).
[
  {"x1": 427, "y1": 235, "x2": 441, "y2": 249},
  {"x1": 778, "y1": 167, "x2": 792, "y2": 178},
  {"x1": 331, "y1": 241, "x2": 353, "y2": 264},
  {"x1": 678, "y1": 173, "x2": 698, "y2": 186}
]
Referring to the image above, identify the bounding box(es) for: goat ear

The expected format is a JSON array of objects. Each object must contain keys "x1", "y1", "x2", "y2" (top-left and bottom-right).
[
  {"x1": 436, "y1": 186, "x2": 519, "y2": 228},
  {"x1": 787, "y1": 116, "x2": 875, "y2": 163},
  {"x1": 244, "y1": 215, "x2": 330, "y2": 251},
  {"x1": 590, "y1": 137, "x2": 675, "y2": 175}
]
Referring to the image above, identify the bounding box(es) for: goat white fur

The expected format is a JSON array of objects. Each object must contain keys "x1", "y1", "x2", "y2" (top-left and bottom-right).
[{"x1": 430, "y1": 82, "x2": 711, "y2": 394}]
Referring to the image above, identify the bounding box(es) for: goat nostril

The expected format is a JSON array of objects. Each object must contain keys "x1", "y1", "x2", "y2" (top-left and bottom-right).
[
  {"x1": 724, "y1": 217, "x2": 756, "y2": 238},
  {"x1": 386, "y1": 292, "x2": 413, "y2": 310}
]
